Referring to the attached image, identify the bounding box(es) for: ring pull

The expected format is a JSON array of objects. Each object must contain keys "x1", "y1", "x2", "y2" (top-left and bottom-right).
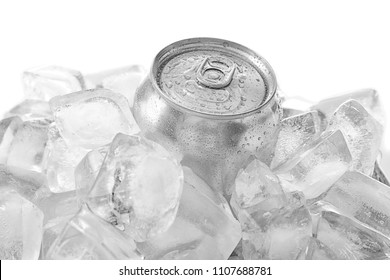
[{"x1": 196, "y1": 56, "x2": 236, "y2": 89}]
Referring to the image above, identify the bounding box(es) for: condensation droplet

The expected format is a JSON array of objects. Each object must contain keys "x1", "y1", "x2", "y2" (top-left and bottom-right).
[{"x1": 159, "y1": 48, "x2": 267, "y2": 115}]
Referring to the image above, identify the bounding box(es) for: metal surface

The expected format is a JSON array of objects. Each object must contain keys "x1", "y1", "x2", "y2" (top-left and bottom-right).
[{"x1": 133, "y1": 38, "x2": 282, "y2": 195}]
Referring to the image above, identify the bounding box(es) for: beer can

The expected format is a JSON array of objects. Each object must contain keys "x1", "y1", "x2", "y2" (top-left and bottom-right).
[{"x1": 133, "y1": 38, "x2": 282, "y2": 195}]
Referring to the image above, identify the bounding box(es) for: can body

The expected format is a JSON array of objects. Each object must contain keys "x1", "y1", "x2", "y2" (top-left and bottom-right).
[{"x1": 133, "y1": 38, "x2": 282, "y2": 195}]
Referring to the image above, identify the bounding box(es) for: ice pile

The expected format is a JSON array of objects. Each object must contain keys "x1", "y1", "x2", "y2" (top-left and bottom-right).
[
  {"x1": 232, "y1": 89, "x2": 388, "y2": 260},
  {"x1": 0, "y1": 65, "x2": 389, "y2": 260}
]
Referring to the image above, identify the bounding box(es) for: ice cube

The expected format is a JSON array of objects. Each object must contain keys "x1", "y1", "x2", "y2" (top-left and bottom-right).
[
  {"x1": 35, "y1": 190, "x2": 79, "y2": 224},
  {"x1": 0, "y1": 164, "x2": 74, "y2": 258},
  {"x1": 321, "y1": 171, "x2": 390, "y2": 238},
  {"x1": 0, "y1": 164, "x2": 48, "y2": 200},
  {"x1": 86, "y1": 133, "x2": 183, "y2": 242},
  {"x1": 275, "y1": 130, "x2": 352, "y2": 200},
  {"x1": 0, "y1": 189, "x2": 43, "y2": 259},
  {"x1": 85, "y1": 65, "x2": 146, "y2": 107},
  {"x1": 6, "y1": 120, "x2": 49, "y2": 172},
  {"x1": 137, "y1": 176, "x2": 241, "y2": 259},
  {"x1": 270, "y1": 111, "x2": 322, "y2": 169},
  {"x1": 22, "y1": 65, "x2": 85, "y2": 101},
  {"x1": 0, "y1": 117, "x2": 22, "y2": 163},
  {"x1": 182, "y1": 166, "x2": 229, "y2": 211},
  {"x1": 229, "y1": 240, "x2": 243, "y2": 260},
  {"x1": 372, "y1": 160, "x2": 389, "y2": 186},
  {"x1": 231, "y1": 159, "x2": 284, "y2": 213},
  {"x1": 45, "y1": 204, "x2": 141, "y2": 260},
  {"x1": 4, "y1": 99, "x2": 53, "y2": 123},
  {"x1": 315, "y1": 210, "x2": 390, "y2": 259},
  {"x1": 40, "y1": 216, "x2": 70, "y2": 259},
  {"x1": 37, "y1": 190, "x2": 80, "y2": 257},
  {"x1": 328, "y1": 100, "x2": 383, "y2": 175},
  {"x1": 311, "y1": 88, "x2": 385, "y2": 126},
  {"x1": 75, "y1": 145, "x2": 109, "y2": 201},
  {"x1": 43, "y1": 124, "x2": 88, "y2": 193},
  {"x1": 50, "y1": 88, "x2": 140, "y2": 149},
  {"x1": 302, "y1": 237, "x2": 338, "y2": 260},
  {"x1": 238, "y1": 192, "x2": 312, "y2": 260}
]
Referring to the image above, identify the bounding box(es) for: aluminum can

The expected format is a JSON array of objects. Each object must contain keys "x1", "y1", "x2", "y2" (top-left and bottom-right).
[{"x1": 133, "y1": 38, "x2": 282, "y2": 195}]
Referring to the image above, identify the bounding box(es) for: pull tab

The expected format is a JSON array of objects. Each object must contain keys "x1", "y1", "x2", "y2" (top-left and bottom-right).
[{"x1": 196, "y1": 56, "x2": 236, "y2": 89}]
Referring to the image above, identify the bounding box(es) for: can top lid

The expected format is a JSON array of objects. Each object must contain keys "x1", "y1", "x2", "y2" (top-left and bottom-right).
[{"x1": 153, "y1": 38, "x2": 277, "y2": 118}]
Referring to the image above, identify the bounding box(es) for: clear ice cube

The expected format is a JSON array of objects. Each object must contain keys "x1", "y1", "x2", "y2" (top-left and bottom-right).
[
  {"x1": 302, "y1": 237, "x2": 338, "y2": 260},
  {"x1": 36, "y1": 190, "x2": 79, "y2": 224},
  {"x1": 0, "y1": 189, "x2": 43, "y2": 259},
  {"x1": 270, "y1": 111, "x2": 322, "y2": 169},
  {"x1": 43, "y1": 124, "x2": 88, "y2": 193},
  {"x1": 50, "y1": 88, "x2": 140, "y2": 149},
  {"x1": 372, "y1": 160, "x2": 389, "y2": 186},
  {"x1": 311, "y1": 88, "x2": 385, "y2": 126},
  {"x1": 183, "y1": 166, "x2": 229, "y2": 211},
  {"x1": 86, "y1": 133, "x2": 183, "y2": 242},
  {"x1": 4, "y1": 99, "x2": 53, "y2": 123},
  {"x1": 37, "y1": 191, "x2": 80, "y2": 257},
  {"x1": 0, "y1": 163, "x2": 72, "y2": 227},
  {"x1": 229, "y1": 240, "x2": 243, "y2": 260},
  {"x1": 328, "y1": 100, "x2": 383, "y2": 175},
  {"x1": 0, "y1": 164, "x2": 49, "y2": 200},
  {"x1": 0, "y1": 117, "x2": 22, "y2": 163},
  {"x1": 85, "y1": 65, "x2": 146, "y2": 107},
  {"x1": 321, "y1": 171, "x2": 390, "y2": 239},
  {"x1": 22, "y1": 65, "x2": 85, "y2": 101},
  {"x1": 315, "y1": 210, "x2": 390, "y2": 259},
  {"x1": 239, "y1": 192, "x2": 312, "y2": 260},
  {"x1": 45, "y1": 204, "x2": 141, "y2": 260},
  {"x1": 75, "y1": 145, "x2": 108, "y2": 201},
  {"x1": 137, "y1": 175, "x2": 241, "y2": 259},
  {"x1": 231, "y1": 159, "x2": 284, "y2": 212},
  {"x1": 6, "y1": 120, "x2": 49, "y2": 172},
  {"x1": 275, "y1": 130, "x2": 352, "y2": 200},
  {"x1": 40, "y1": 216, "x2": 70, "y2": 259}
]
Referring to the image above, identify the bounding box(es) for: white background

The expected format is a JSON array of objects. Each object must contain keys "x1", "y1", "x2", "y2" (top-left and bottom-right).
[
  {"x1": 1, "y1": 0, "x2": 390, "y2": 274},
  {"x1": 2, "y1": 260, "x2": 390, "y2": 279},
  {"x1": 0, "y1": 0, "x2": 389, "y2": 168}
]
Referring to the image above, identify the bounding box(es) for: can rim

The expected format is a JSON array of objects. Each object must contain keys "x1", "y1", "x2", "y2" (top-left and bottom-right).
[{"x1": 151, "y1": 37, "x2": 278, "y2": 120}]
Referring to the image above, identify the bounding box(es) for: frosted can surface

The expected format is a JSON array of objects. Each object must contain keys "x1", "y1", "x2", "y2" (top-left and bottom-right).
[{"x1": 133, "y1": 38, "x2": 281, "y2": 195}]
